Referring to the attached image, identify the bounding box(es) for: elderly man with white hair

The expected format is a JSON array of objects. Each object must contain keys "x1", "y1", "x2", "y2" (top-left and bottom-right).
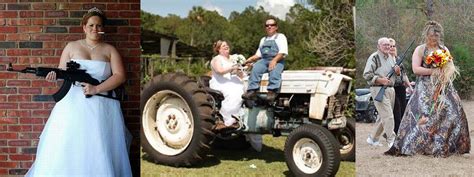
[{"x1": 363, "y1": 37, "x2": 399, "y2": 147}]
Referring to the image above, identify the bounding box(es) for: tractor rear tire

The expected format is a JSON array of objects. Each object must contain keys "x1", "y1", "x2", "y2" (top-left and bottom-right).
[{"x1": 141, "y1": 73, "x2": 215, "y2": 166}]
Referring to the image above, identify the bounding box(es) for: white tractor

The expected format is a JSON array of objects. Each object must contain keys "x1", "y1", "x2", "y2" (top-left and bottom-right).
[{"x1": 141, "y1": 67, "x2": 354, "y2": 176}]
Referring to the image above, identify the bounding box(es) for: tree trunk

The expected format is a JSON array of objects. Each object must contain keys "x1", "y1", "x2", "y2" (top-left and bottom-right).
[{"x1": 426, "y1": 0, "x2": 434, "y2": 20}]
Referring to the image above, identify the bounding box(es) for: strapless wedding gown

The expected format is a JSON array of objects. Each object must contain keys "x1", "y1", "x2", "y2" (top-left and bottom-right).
[
  {"x1": 209, "y1": 55, "x2": 262, "y2": 151},
  {"x1": 385, "y1": 46, "x2": 470, "y2": 157},
  {"x1": 26, "y1": 59, "x2": 132, "y2": 177}
]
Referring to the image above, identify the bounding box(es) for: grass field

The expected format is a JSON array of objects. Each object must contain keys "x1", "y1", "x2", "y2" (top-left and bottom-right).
[{"x1": 141, "y1": 135, "x2": 355, "y2": 176}]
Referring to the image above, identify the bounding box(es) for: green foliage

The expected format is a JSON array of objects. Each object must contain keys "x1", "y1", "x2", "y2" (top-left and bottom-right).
[
  {"x1": 141, "y1": 1, "x2": 356, "y2": 72},
  {"x1": 226, "y1": 6, "x2": 270, "y2": 56},
  {"x1": 355, "y1": 2, "x2": 424, "y2": 88},
  {"x1": 355, "y1": 0, "x2": 474, "y2": 95},
  {"x1": 345, "y1": 88, "x2": 356, "y2": 118},
  {"x1": 141, "y1": 55, "x2": 210, "y2": 84},
  {"x1": 153, "y1": 58, "x2": 208, "y2": 77},
  {"x1": 186, "y1": 7, "x2": 230, "y2": 49},
  {"x1": 141, "y1": 11, "x2": 184, "y2": 36},
  {"x1": 140, "y1": 11, "x2": 156, "y2": 30},
  {"x1": 304, "y1": 0, "x2": 355, "y2": 68},
  {"x1": 283, "y1": 4, "x2": 323, "y2": 69},
  {"x1": 452, "y1": 44, "x2": 474, "y2": 99}
]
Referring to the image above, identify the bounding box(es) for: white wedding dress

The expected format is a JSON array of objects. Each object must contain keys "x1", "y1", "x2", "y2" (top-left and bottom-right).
[
  {"x1": 209, "y1": 55, "x2": 262, "y2": 152},
  {"x1": 26, "y1": 59, "x2": 132, "y2": 177},
  {"x1": 210, "y1": 55, "x2": 245, "y2": 126}
]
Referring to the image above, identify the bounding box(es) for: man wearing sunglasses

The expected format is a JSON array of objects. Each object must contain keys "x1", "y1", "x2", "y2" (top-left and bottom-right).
[{"x1": 242, "y1": 17, "x2": 288, "y2": 102}]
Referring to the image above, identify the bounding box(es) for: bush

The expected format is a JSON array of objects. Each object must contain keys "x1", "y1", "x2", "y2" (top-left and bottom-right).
[
  {"x1": 141, "y1": 55, "x2": 211, "y2": 84},
  {"x1": 451, "y1": 44, "x2": 474, "y2": 99},
  {"x1": 345, "y1": 88, "x2": 355, "y2": 119}
]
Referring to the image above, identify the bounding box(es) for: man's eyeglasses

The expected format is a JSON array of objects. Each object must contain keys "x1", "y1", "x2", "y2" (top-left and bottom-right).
[{"x1": 265, "y1": 24, "x2": 276, "y2": 28}]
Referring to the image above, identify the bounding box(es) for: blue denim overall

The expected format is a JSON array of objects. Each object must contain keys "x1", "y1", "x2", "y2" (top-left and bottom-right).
[{"x1": 247, "y1": 34, "x2": 285, "y2": 91}]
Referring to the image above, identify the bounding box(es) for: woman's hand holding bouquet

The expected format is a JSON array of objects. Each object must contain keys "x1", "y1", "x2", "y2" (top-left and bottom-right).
[
  {"x1": 426, "y1": 49, "x2": 458, "y2": 113},
  {"x1": 230, "y1": 54, "x2": 247, "y2": 79}
]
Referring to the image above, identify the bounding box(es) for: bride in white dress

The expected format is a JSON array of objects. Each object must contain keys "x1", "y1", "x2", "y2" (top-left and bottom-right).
[
  {"x1": 210, "y1": 41, "x2": 244, "y2": 128},
  {"x1": 26, "y1": 8, "x2": 132, "y2": 177},
  {"x1": 209, "y1": 40, "x2": 262, "y2": 151}
]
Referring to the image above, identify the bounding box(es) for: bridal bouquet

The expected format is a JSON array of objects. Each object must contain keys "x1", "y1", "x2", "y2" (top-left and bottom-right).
[
  {"x1": 230, "y1": 54, "x2": 246, "y2": 65},
  {"x1": 426, "y1": 49, "x2": 458, "y2": 113},
  {"x1": 425, "y1": 49, "x2": 452, "y2": 68},
  {"x1": 229, "y1": 54, "x2": 247, "y2": 79}
]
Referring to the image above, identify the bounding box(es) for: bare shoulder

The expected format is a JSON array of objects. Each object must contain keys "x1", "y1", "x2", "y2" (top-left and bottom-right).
[
  {"x1": 442, "y1": 45, "x2": 450, "y2": 52},
  {"x1": 101, "y1": 42, "x2": 115, "y2": 48},
  {"x1": 413, "y1": 44, "x2": 425, "y2": 55},
  {"x1": 210, "y1": 55, "x2": 219, "y2": 63},
  {"x1": 213, "y1": 55, "x2": 226, "y2": 64},
  {"x1": 212, "y1": 55, "x2": 222, "y2": 60},
  {"x1": 102, "y1": 42, "x2": 119, "y2": 53},
  {"x1": 103, "y1": 43, "x2": 122, "y2": 62},
  {"x1": 414, "y1": 44, "x2": 424, "y2": 50},
  {"x1": 60, "y1": 40, "x2": 81, "y2": 55}
]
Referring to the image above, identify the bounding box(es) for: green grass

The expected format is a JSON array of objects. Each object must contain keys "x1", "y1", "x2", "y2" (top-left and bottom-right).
[{"x1": 141, "y1": 135, "x2": 355, "y2": 177}]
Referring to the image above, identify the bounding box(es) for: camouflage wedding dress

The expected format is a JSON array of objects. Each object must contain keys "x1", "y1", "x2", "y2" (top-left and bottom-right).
[{"x1": 385, "y1": 45, "x2": 470, "y2": 157}]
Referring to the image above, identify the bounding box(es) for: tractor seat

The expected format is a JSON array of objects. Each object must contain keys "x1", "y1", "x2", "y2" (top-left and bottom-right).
[{"x1": 204, "y1": 88, "x2": 224, "y2": 101}]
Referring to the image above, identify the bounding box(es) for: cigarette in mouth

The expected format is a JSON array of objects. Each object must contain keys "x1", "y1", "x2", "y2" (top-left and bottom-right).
[{"x1": 98, "y1": 32, "x2": 105, "y2": 34}]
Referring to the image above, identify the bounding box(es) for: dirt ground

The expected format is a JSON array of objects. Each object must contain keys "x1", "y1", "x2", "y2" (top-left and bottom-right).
[{"x1": 356, "y1": 100, "x2": 474, "y2": 177}]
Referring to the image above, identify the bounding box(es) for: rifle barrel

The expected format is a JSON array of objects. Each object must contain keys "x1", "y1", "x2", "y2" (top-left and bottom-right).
[{"x1": 374, "y1": 39, "x2": 415, "y2": 102}]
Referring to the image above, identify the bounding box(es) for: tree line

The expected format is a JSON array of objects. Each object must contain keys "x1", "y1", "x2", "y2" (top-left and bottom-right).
[
  {"x1": 355, "y1": 0, "x2": 474, "y2": 98},
  {"x1": 141, "y1": 0, "x2": 355, "y2": 71}
]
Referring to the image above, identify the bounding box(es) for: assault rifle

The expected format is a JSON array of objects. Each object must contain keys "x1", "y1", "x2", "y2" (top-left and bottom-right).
[
  {"x1": 7, "y1": 61, "x2": 122, "y2": 102},
  {"x1": 374, "y1": 39, "x2": 415, "y2": 102}
]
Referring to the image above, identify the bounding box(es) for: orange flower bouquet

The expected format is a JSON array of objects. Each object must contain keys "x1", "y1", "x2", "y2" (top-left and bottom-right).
[
  {"x1": 426, "y1": 49, "x2": 458, "y2": 113},
  {"x1": 425, "y1": 49, "x2": 452, "y2": 68}
]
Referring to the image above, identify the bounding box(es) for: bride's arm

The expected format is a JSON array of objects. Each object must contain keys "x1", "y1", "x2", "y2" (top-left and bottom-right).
[
  {"x1": 45, "y1": 42, "x2": 74, "y2": 81},
  {"x1": 85, "y1": 46, "x2": 126, "y2": 94},
  {"x1": 58, "y1": 42, "x2": 74, "y2": 69},
  {"x1": 211, "y1": 56, "x2": 237, "y2": 75},
  {"x1": 412, "y1": 45, "x2": 433, "y2": 76}
]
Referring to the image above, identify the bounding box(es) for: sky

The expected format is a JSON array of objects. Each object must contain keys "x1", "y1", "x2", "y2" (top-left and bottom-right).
[{"x1": 141, "y1": 0, "x2": 297, "y2": 19}]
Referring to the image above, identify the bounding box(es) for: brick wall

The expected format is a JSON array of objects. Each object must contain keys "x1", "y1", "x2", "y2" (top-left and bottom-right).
[{"x1": 0, "y1": 1, "x2": 140, "y2": 176}]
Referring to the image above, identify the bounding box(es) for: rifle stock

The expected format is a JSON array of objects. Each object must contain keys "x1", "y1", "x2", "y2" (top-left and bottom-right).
[
  {"x1": 374, "y1": 39, "x2": 415, "y2": 102},
  {"x1": 374, "y1": 86, "x2": 386, "y2": 102}
]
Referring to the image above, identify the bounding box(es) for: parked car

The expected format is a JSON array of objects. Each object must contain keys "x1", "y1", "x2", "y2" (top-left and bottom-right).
[{"x1": 355, "y1": 88, "x2": 377, "y2": 123}]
